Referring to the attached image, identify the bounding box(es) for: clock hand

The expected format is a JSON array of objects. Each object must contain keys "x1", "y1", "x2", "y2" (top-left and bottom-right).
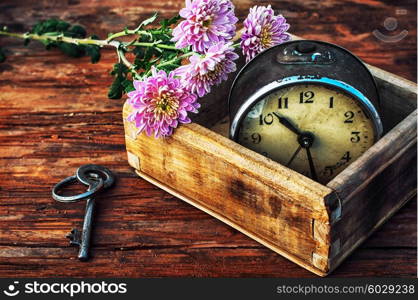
[
  {"x1": 296, "y1": 131, "x2": 318, "y2": 181},
  {"x1": 272, "y1": 113, "x2": 318, "y2": 180},
  {"x1": 306, "y1": 147, "x2": 318, "y2": 181},
  {"x1": 286, "y1": 145, "x2": 302, "y2": 167},
  {"x1": 272, "y1": 112, "x2": 301, "y2": 136}
]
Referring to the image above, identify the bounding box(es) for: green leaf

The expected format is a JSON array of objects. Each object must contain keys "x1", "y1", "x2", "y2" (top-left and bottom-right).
[
  {"x1": 0, "y1": 47, "x2": 6, "y2": 63},
  {"x1": 160, "y1": 15, "x2": 180, "y2": 28},
  {"x1": 138, "y1": 12, "x2": 158, "y2": 29},
  {"x1": 133, "y1": 46, "x2": 145, "y2": 59},
  {"x1": 162, "y1": 50, "x2": 177, "y2": 60},
  {"x1": 110, "y1": 63, "x2": 129, "y2": 75},
  {"x1": 68, "y1": 25, "x2": 87, "y2": 38},
  {"x1": 108, "y1": 76, "x2": 124, "y2": 99},
  {"x1": 159, "y1": 63, "x2": 180, "y2": 73},
  {"x1": 58, "y1": 43, "x2": 84, "y2": 58},
  {"x1": 56, "y1": 20, "x2": 70, "y2": 31},
  {"x1": 85, "y1": 45, "x2": 101, "y2": 63},
  {"x1": 29, "y1": 19, "x2": 104, "y2": 64},
  {"x1": 32, "y1": 19, "x2": 63, "y2": 35},
  {"x1": 122, "y1": 79, "x2": 135, "y2": 93},
  {"x1": 108, "y1": 63, "x2": 130, "y2": 99},
  {"x1": 44, "y1": 42, "x2": 55, "y2": 50}
]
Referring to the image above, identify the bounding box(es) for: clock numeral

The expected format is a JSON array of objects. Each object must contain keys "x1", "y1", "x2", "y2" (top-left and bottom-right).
[
  {"x1": 341, "y1": 151, "x2": 351, "y2": 162},
  {"x1": 251, "y1": 133, "x2": 261, "y2": 144},
  {"x1": 278, "y1": 97, "x2": 288, "y2": 109},
  {"x1": 299, "y1": 91, "x2": 314, "y2": 104},
  {"x1": 344, "y1": 111, "x2": 355, "y2": 123},
  {"x1": 350, "y1": 131, "x2": 361, "y2": 143},
  {"x1": 259, "y1": 113, "x2": 274, "y2": 125},
  {"x1": 329, "y1": 96, "x2": 334, "y2": 108}
]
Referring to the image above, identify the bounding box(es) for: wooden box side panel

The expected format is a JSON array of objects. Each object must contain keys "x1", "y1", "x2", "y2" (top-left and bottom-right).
[
  {"x1": 325, "y1": 62, "x2": 417, "y2": 272},
  {"x1": 123, "y1": 102, "x2": 337, "y2": 275},
  {"x1": 368, "y1": 65, "x2": 417, "y2": 132},
  {"x1": 327, "y1": 110, "x2": 417, "y2": 271}
]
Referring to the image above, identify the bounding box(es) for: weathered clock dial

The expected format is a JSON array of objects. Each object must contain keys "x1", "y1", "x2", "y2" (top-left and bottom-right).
[{"x1": 237, "y1": 84, "x2": 376, "y2": 183}]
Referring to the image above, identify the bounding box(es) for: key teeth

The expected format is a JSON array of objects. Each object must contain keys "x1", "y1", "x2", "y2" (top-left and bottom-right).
[{"x1": 66, "y1": 228, "x2": 82, "y2": 246}]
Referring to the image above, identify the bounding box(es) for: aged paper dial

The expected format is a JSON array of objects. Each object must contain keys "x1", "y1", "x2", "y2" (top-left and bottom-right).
[{"x1": 237, "y1": 84, "x2": 376, "y2": 184}]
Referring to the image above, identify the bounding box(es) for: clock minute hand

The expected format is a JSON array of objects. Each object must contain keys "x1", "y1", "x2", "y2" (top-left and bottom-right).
[
  {"x1": 306, "y1": 147, "x2": 318, "y2": 181},
  {"x1": 272, "y1": 112, "x2": 301, "y2": 136}
]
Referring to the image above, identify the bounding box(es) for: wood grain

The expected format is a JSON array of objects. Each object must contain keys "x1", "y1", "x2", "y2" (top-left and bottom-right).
[{"x1": 0, "y1": 0, "x2": 416, "y2": 277}]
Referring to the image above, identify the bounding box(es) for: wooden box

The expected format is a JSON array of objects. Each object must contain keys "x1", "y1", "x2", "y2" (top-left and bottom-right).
[{"x1": 122, "y1": 45, "x2": 417, "y2": 276}]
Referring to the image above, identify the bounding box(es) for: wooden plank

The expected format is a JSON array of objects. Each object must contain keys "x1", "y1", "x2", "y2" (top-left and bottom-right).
[
  {"x1": 328, "y1": 145, "x2": 416, "y2": 272},
  {"x1": 333, "y1": 148, "x2": 416, "y2": 243},
  {"x1": 330, "y1": 195, "x2": 415, "y2": 274},
  {"x1": 134, "y1": 170, "x2": 328, "y2": 276},
  {"x1": 369, "y1": 65, "x2": 418, "y2": 131},
  {"x1": 0, "y1": 245, "x2": 415, "y2": 278}
]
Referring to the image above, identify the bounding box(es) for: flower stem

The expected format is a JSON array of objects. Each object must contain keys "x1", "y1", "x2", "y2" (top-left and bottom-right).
[
  {"x1": 143, "y1": 52, "x2": 194, "y2": 77},
  {"x1": 0, "y1": 29, "x2": 191, "y2": 81},
  {"x1": 107, "y1": 29, "x2": 151, "y2": 42},
  {"x1": 131, "y1": 42, "x2": 179, "y2": 51},
  {"x1": 116, "y1": 46, "x2": 140, "y2": 79},
  {"x1": 0, "y1": 30, "x2": 109, "y2": 47},
  {"x1": 232, "y1": 42, "x2": 241, "y2": 48},
  {"x1": 159, "y1": 52, "x2": 194, "y2": 67}
]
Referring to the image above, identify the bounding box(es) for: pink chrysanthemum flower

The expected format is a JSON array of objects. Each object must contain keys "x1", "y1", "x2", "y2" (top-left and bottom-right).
[
  {"x1": 174, "y1": 42, "x2": 239, "y2": 97},
  {"x1": 241, "y1": 5, "x2": 291, "y2": 62},
  {"x1": 172, "y1": 0, "x2": 238, "y2": 53},
  {"x1": 127, "y1": 67, "x2": 200, "y2": 138}
]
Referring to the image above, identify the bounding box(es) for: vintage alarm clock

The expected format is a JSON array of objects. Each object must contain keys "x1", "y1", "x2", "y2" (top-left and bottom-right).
[{"x1": 229, "y1": 40, "x2": 383, "y2": 184}]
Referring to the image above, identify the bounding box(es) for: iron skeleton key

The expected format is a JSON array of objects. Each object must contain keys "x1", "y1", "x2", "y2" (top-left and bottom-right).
[{"x1": 52, "y1": 164, "x2": 115, "y2": 261}]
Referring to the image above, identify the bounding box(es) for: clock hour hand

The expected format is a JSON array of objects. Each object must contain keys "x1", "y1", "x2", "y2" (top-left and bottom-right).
[{"x1": 272, "y1": 112, "x2": 301, "y2": 136}]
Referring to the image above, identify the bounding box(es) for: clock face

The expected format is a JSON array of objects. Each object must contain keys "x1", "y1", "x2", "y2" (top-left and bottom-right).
[{"x1": 237, "y1": 83, "x2": 376, "y2": 184}]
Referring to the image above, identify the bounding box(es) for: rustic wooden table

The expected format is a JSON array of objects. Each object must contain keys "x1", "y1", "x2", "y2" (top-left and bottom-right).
[{"x1": 0, "y1": 0, "x2": 416, "y2": 277}]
